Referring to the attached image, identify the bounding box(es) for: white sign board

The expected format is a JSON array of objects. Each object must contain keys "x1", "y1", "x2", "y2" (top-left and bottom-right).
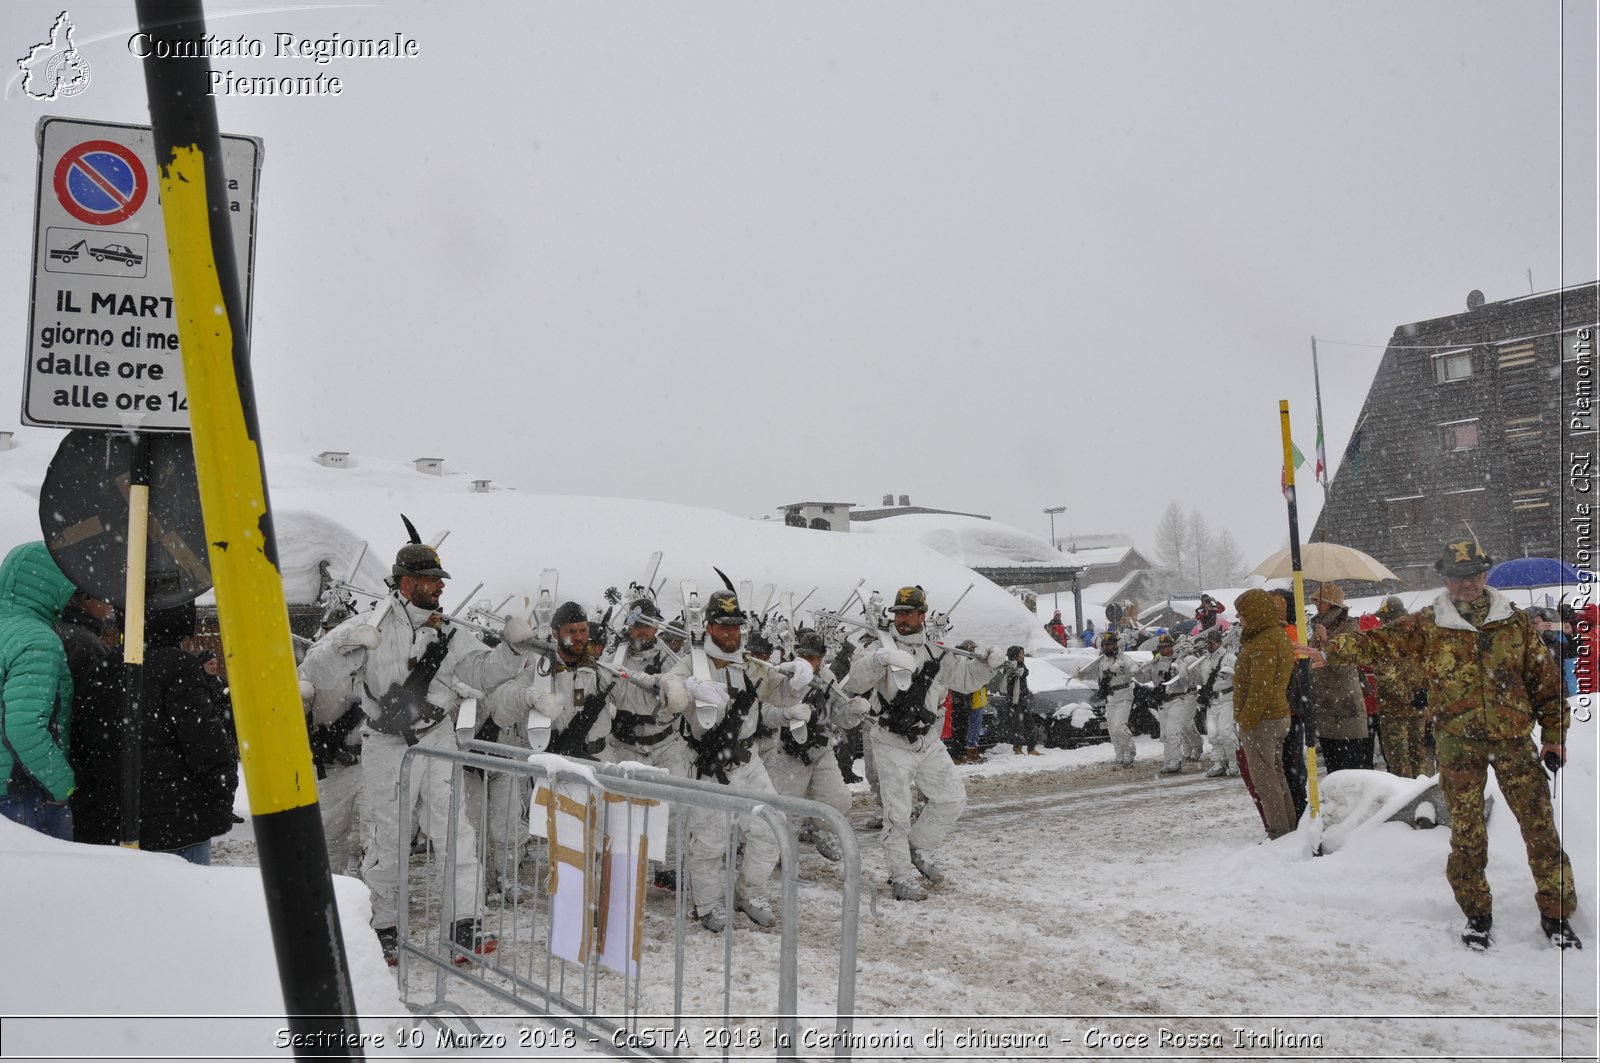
[{"x1": 21, "y1": 116, "x2": 262, "y2": 432}]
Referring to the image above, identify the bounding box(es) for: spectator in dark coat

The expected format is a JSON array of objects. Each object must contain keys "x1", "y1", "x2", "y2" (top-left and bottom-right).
[
  {"x1": 137, "y1": 603, "x2": 239, "y2": 862},
  {"x1": 194, "y1": 649, "x2": 238, "y2": 759},
  {"x1": 59, "y1": 593, "x2": 127, "y2": 845},
  {"x1": 1307, "y1": 582, "x2": 1371, "y2": 771},
  {"x1": 997, "y1": 646, "x2": 1040, "y2": 755}
]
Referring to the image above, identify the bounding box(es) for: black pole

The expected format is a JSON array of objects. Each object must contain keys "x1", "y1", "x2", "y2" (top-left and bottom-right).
[{"x1": 135, "y1": 1, "x2": 363, "y2": 1052}]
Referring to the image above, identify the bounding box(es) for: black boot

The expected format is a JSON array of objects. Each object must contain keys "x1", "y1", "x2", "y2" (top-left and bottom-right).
[
  {"x1": 450, "y1": 918, "x2": 497, "y2": 965},
  {"x1": 1541, "y1": 916, "x2": 1583, "y2": 950},
  {"x1": 375, "y1": 926, "x2": 399, "y2": 967},
  {"x1": 1461, "y1": 914, "x2": 1492, "y2": 951}
]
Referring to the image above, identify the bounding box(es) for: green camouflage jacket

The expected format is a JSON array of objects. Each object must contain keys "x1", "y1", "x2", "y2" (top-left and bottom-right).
[{"x1": 1325, "y1": 588, "x2": 1566, "y2": 744}]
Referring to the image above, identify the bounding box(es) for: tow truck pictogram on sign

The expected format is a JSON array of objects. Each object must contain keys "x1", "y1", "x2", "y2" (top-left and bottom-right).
[{"x1": 53, "y1": 139, "x2": 147, "y2": 225}]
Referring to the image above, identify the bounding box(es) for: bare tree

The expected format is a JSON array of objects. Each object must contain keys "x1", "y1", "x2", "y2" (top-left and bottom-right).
[
  {"x1": 1150, "y1": 501, "x2": 1249, "y2": 596},
  {"x1": 1154, "y1": 502, "x2": 1186, "y2": 574},
  {"x1": 1213, "y1": 529, "x2": 1247, "y2": 585}
]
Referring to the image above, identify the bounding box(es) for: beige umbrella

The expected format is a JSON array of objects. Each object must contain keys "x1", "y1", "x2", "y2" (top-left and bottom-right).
[{"x1": 1248, "y1": 542, "x2": 1400, "y2": 583}]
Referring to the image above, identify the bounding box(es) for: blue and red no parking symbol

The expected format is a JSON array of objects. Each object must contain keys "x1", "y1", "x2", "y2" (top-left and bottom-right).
[{"x1": 53, "y1": 140, "x2": 148, "y2": 225}]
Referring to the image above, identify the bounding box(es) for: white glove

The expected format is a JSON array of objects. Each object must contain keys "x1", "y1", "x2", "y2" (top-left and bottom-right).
[
  {"x1": 885, "y1": 648, "x2": 918, "y2": 672},
  {"x1": 685, "y1": 676, "x2": 730, "y2": 709},
  {"x1": 410, "y1": 627, "x2": 439, "y2": 659},
  {"x1": 982, "y1": 645, "x2": 1006, "y2": 668},
  {"x1": 627, "y1": 672, "x2": 660, "y2": 692},
  {"x1": 663, "y1": 677, "x2": 690, "y2": 714},
  {"x1": 329, "y1": 624, "x2": 381, "y2": 653},
  {"x1": 872, "y1": 645, "x2": 892, "y2": 665},
  {"x1": 779, "y1": 658, "x2": 815, "y2": 692},
  {"x1": 783, "y1": 702, "x2": 811, "y2": 725},
  {"x1": 522, "y1": 687, "x2": 562, "y2": 717},
  {"x1": 499, "y1": 615, "x2": 540, "y2": 650},
  {"x1": 453, "y1": 681, "x2": 484, "y2": 700},
  {"x1": 297, "y1": 679, "x2": 315, "y2": 704}
]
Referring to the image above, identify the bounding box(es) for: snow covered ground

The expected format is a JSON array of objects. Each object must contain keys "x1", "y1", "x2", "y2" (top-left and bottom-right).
[
  {"x1": 2, "y1": 428, "x2": 1595, "y2": 1059},
  {"x1": 3, "y1": 726, "x2": 1594, "y2": 1060}
]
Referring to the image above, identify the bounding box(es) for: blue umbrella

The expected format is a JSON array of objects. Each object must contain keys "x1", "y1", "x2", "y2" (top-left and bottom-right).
[{"x1": 1485, "y1": 557, "x2": 1589, "y2": 590}]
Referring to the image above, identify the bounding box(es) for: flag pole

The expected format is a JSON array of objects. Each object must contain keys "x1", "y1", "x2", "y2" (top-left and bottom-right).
[
  {"x1": 1280, "y1": 400, "x2": 1324, "y2": 857},
  {"x1": 1311, "y1": 336, "x2": 1330, "y2": 542}
]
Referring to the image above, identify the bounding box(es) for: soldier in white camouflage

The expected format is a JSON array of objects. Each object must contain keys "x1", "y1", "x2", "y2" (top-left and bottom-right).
[{"x1": 1312, "y1": 540, "x2": 1580, "y2": 951}]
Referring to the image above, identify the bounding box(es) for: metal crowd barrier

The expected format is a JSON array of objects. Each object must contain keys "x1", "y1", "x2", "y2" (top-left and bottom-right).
[{"x1": 392, "y1": 739, "x2": 862, "y2": 1060}]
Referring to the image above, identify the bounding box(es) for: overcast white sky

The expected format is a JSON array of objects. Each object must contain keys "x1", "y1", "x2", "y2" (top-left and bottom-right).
[{"x1": 3, "y1": 0, "x2": 1596, "y2": 569}]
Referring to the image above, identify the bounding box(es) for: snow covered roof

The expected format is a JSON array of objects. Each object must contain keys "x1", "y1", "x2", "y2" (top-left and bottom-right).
[
  {"x1": 850, "y1": 511, "x2": 1077, "y2": 569},
  {"x1": 0, "y1": 428, "x2": 1054, "y2": 653}
]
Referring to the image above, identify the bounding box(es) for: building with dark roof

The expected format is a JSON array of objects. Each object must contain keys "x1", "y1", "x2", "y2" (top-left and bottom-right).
[{"x1": 1312, "y1": 282, "x2": 1597, "y2": 587}]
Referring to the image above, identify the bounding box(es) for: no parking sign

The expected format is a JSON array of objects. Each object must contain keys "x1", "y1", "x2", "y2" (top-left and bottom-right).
[{"x1": 21, "y1": 116, "x2": 263, "y2": 432}]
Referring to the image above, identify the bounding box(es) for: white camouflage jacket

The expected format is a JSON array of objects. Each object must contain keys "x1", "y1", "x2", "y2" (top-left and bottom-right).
[{"x1": 300, "y1": 593, "x2": 526, "y2": 737}]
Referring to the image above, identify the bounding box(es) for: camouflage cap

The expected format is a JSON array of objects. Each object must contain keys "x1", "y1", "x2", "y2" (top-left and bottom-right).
[
  {"x1": 704, "y1": 589, "x2": 747, "y2": 625},
  {"x1": 1375, "y1": 596, "x2": 1408, "y2": 622},
  {"x1": 794, "y1": 628, "x2": 827, "y2": 658},
  {"x1": 393, "y1": 542, "x2": 449, "y2": 580},
  {"x1": 1311, "y1": 582, "x2": 1345, "y2": 607},
  {"x1": 889, "y1": 585, "x2": 928, "y2": 613},
  {"x1": 1436, "y1": 539, "x2": 1492, "y2": 578}
]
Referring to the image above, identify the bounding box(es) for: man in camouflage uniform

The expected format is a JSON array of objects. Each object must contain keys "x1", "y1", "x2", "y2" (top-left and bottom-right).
[
  {"x1": 1370, "y1": 597, "x2": 1434, "y2": 779},
  {"x1": 1315, "y1": 540, "x2": 1580, "y2": 950}
]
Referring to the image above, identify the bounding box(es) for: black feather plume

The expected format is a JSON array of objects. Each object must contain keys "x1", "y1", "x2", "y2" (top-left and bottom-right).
[{"x1": 400, "y1": 514, "x2": 422, "y2": 544}]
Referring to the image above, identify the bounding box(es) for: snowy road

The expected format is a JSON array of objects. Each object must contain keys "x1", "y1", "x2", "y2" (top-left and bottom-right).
[
  {"x1": 218, "y1": 736, "x2": 1595, "y2": 1060},
  {"x1": 806, "y1": 742, "x2": 1598, "y2": 1060}
]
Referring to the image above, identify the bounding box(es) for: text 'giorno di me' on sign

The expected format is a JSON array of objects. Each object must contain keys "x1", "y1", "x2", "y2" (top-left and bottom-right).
[{"x1": 22, "y1": 116, "x2": 263, "y2": 432}]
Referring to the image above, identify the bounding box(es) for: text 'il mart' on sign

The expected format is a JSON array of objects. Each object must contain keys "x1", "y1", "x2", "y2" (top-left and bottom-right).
[{"x1": 21, "y1": 116, "x2": 263, "y2": 432}]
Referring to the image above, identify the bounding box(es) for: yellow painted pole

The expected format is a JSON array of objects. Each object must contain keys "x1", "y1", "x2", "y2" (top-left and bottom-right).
[
  {"x1": 1279, "y1": 401, "x2": 1323, "y2": 842},
  {"x1": 137, "y1": 0, "x2": 361, "y2": 1051}
]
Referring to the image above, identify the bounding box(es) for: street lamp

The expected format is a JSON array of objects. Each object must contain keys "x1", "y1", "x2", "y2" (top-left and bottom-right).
[{"x1": 1043, "y1": 506, "x2": 1066, "y2": 612}]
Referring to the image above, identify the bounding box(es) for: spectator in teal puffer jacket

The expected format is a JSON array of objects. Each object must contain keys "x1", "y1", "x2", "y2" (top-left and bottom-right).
[{"x1": 0, "y1": 541, "x2": 80, "y2": 840}]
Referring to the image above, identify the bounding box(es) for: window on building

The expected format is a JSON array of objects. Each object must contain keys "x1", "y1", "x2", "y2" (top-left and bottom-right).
[
  {"x1": 1434, "y1": 350, "x2": 1473, "y2": 383},
  {"x1": 809, "y1": 517, "x2": 831, "y2": 531},
  {"x1": 1496, "y1": 340, "x2": 1537, "y2": 370},
  {"x1": 1510, "y1": 487, "x2": 1551, "y2": 512},
  {"x1": 1386, "y1": 496, "x2": 1422, "y2": 529},
  {"x1": 1505, "y1": 414, "x2": 1544, "y2": 444},
  {"x1": 784, "y1": 511, "x2": 806, "y2": 528},
  {"x1": 1440, "y1": 420, "x2": 1480, "y2": 452}
]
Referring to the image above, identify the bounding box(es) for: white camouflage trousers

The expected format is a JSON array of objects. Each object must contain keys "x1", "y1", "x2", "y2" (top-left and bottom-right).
[
  {"x1": 1106, "y1": 689, "x2": 1136, "y2": 763},
  {"x1": 1205, "y1": 696, "x2": 1239, "y2": 769},
  {"x1": 871, "y1": 724, "x2": 966, "y2": 885},
  {"x1": 1160, "y1": 695, "x2": 1204, "y2": 768},
  {"x1": 360, "y1": 724, "x2": 482, "y2": 931},
  {"x1": 687, "y1": 754, "x2": 780, "y2": 913},
  {"x1": 764, "y1": 744, "x2": 853, "y2": 836},
  {"x1": 318, "y1": 759, "x2": 364, "y2": 877}
]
